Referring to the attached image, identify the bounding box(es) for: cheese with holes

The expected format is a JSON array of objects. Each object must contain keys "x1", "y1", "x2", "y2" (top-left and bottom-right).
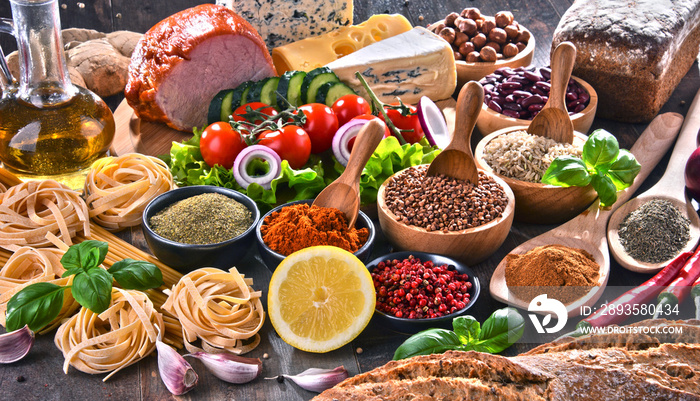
[
  {"x1": 217, "y1": 0, "x2": 353, "y2": 50},
  {"x1": 325, "y1": 27, "x2": 457, "y2": 104},
  {"x1": 271, "y1": 14, "x2": 413, "y2": 74}
]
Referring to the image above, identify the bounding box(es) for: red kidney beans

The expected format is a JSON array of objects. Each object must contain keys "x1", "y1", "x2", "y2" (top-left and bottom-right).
[{"x1": 481, "y1": 66, "x2": 590, "y2": 120}]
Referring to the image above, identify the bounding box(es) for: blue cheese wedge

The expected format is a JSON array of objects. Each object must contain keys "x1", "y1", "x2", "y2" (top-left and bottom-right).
[
  {"x1": 218, "y1": 0, "x2": 353, "y2": 50},
  {"x1": 325, "y1": 27, "x2": 457, "y2": 104}
]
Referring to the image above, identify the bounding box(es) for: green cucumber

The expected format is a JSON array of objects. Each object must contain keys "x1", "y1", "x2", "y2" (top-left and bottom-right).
[
  {"x1": 315, "y1": 81, "x2": 357, "y2": 107},
  {"x1": 277, "y1": 70, "x2": 307, "y2": 109},
  {"x1": 247, "y1": 80, "x2": 266, "y2": 104},
  {"x1": 239, "y1": 83, "x2": 254, "y2": 107},
  {"x1": 301, "y1": 67, "x2": 340, "y2": 105},
  {"x1": 207, "y1": 89, "x2": 233, "y2": 124},
  {"x1": 229, "y1": 81, "x2": 254, "y2": 116},
  {"x1": 257, "y1": 77, "x2": 281, "y2": 107}
]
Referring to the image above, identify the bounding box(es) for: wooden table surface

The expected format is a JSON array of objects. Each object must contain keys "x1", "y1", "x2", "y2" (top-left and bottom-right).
[{"x1": 1, "y1": 1, "x2": 700, "y2": 400}]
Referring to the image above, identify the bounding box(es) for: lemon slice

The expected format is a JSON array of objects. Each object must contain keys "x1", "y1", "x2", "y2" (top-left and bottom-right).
[{"x1": 267, "y1": 246, "x2": 376, "y2": 353}]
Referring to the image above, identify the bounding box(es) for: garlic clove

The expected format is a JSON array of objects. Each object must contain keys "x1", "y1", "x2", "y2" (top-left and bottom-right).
[
  {"x1": 185, "y1": 352, "x2": 261, "y2": 384},
  {"x1": 277, "y1": 366, "x2": 349, "y2": 393},
  {"x1": 156, "y1": 338, "x2": 198, "y2": 395},
  {"x1": 0, "y1": 325, "x2": 34, "y2": 364}
]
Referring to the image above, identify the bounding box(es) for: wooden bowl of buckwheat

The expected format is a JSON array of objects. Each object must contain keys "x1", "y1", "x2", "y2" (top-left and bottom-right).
[{"x1": 376, "y1": 165, "x2": 515, "y2": 265}]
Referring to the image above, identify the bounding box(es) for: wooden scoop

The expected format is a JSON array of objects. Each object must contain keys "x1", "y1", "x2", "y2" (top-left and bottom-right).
[
  {"x1": 489, "y1": 112, "x2": 683, "y2": 317},
  {"x1": 312, "y1": 119, "x2": 385, "y2": 227},
  {"x1": 527, "y1": 41, "x2": 576, "y2": 144},
  {"x1": 426, "y1": 81, "x2": 483, "y2": 183},
  {"x1": 608, "y1": 90, "x2": 700, "y2": 273}
]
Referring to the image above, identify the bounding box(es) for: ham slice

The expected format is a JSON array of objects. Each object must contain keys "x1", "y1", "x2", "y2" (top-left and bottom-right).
[{"x1": 124, "y1": 4, "x2": 276, "y2": 132}]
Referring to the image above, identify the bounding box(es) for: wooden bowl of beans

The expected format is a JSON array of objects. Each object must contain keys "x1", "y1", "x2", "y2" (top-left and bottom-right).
[
  {"x1": 476, "y1": 66, "x2": 598, "y2": 136},
  {"x1": 474, "y1": 127, "x2": 598, "y2": 224},
  {"x1": 428, "y1": 8, "x2": 536, "y2": 90},
  {"x1": 376, "y1": 165, "x2": 515, "y2": 266}
]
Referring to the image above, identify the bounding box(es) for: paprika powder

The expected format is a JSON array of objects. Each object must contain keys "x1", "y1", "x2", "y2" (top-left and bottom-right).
[{"x1": 260, "y1": 203, "x2": 369, "y2": 256}]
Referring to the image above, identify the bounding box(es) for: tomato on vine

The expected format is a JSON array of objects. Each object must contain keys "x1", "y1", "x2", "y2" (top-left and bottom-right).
[
  {"x1": 383, "y1": 103, "x2": 424, "y2": 144},
  {"x1": 297, "y1": 103, "x2": 339, "y2": 154},
  {"x1": 332, "y1": 94, "x2": 372, "y2": 127},
  {"x1": 257, "y1": 125, "x2": 311, "y2": 169},
  {"x1": 199, "y1": 122, "x2": 248, "y2": 169},
  {"x1": 232, "y1": 102, "x2": 278, "y2": 125}
]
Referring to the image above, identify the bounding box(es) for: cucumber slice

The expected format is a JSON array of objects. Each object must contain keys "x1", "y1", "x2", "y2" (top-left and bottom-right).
[
  {"x1": 240, "y1": 83, "x2": 254, "y2": 107},
  {"x1": 258, "y1": 77, "x2": 281, "y2": 107},
  {"x1": 229, "y1": 81, "x2": 254, "y2": 116},
  {"x1": 301, "y1": 67, "x2": 340, "y2": 105},
  {"x1": 207, "y1": 89, "x2": 233, "y2": 125},
  {"x1": 247, "y1": 80, "x2": 266, "y2": 104},
  {"x1": 277, "y1": 70, "x2": 306, "y2": 109},
  {"x1": 315, "y1": 81, "x2": 357, "y2": 107}
]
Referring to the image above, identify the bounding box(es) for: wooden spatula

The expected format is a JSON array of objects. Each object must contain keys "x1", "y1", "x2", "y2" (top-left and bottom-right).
[
  {"x1": 426, "y1": 81, "x2": 483, "y2": 184},
  {"x1": 312, "y1": 119, "x2": 385, "y2": 227},
  {"x1": 527, "y1": 41, "x2": 576, "y2": 144}
]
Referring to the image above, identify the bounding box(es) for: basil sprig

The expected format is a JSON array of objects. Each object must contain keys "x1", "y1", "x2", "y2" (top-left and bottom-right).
[
  {"x1": 5, "y1": 241, "x2": 163, "y2": 332},
  {"x1": 393, "y1": 307, "x2": 525, "y2": 360},
  {"x1": 541, "y1": 129, "x2": 640, "y2": 207}
]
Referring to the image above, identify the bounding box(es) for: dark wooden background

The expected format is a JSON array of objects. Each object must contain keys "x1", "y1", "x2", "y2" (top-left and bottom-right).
[{"x1": 1, "y1": 0, "x2": 699, "y2": 400}]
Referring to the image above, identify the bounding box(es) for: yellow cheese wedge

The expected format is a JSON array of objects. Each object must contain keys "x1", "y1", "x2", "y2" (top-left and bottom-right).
[{"x1": 271, "y1": 14, "x2": 413, "y2": 74}]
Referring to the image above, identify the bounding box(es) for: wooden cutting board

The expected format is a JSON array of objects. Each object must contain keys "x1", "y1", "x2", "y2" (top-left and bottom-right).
[{"x1": 110, "y1": 98, "x2": 458, "y2": 157}]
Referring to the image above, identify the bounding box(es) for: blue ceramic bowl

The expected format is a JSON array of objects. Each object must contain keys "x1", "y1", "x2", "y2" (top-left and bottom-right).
[
  {"x1": 142, "y1": 185, "x2": 260, "y2": 272},
  {"x1": 255, "y1": 199, "x2": 376, "y2": 272},
  {"x1": 367, "y1": 251, "x2": 480, "y2": 334}
]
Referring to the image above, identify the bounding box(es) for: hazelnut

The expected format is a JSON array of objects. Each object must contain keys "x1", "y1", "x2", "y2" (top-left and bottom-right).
[
  {"x1": 516, "y1": 42, "x2": 527, "y2": 52},
  {"x1": 488, "y1": 27, "x2": 507, "y2": 45},
  {"x1": 517, "y1": 29, "x2": 531, "y2": 43},
  {"x1": 439, "y1": 27, "x2": 456, "y2": 44},
  {"x1": 444, "y1": 12, "x2": 460, "y2": 27},
  {"x1": 454, "y1": 31, "x2": 469, "y2": 47},
  {"x1": 431, "y1": 22, "x2": 446, "y2": 34},
  {"x1": 504, "y1": 24, "x2": 520, "y2": 39},
  {"x1": 503, "y1": 42, "x2": 519, "y2": 58},
  {"x1": 454, "y1": 50, "x2": 464, "y2": 61},
  {"x1": 494, "y1": 11, "x2": 514, "y2": 28},
  {"x1": 479, "y1": 46, "x2": 498, "y2": 62},
  {"x1": 484, "y1": 41, "x2": 501, "y2": 53},
  {"x1": 458, "y1": 18, "x2": 478, "y2": 36},
  {"x1": 466, "y1": 51, "x2": 481, "y2": 62},
  {"x1": 482, "y1": 18, "x2": 497, "y2": 34},
  {"x1": 458, "y1": 41, "x2": 476, "y2": 56},
  {"x1": 471, "y1": 32, "x2": 487, "y2": 49},
  {"x1": 464, "y1": 7, "x2": 482, "y2": 21},
  {"x1": 475, "y1": 19, "x2": 483, "y2": 30}
]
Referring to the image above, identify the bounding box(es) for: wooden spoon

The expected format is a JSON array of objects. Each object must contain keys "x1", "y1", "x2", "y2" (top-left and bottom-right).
[
  {"x1": 608, "y1": 90, "x2": 700, "y2": 273},
  {"x1": 312, "y1": 119, "x2": 385, "y2": 227},
  {"x1": 527, "y1": 41, "x2": 576, "y2": 144},
  {"x1": 426, "y1": 81, "x2": 483, "y2": 183},
  {"x1": 490, "y1": 112, "x2": 683, "y2": 317}
]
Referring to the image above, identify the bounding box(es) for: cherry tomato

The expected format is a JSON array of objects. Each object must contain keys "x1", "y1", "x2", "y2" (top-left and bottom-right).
[
  {"x1": 347, "y1": 114, "x2": 391, "y2": 150},
  {"x1": 232, "y1": 102, "x2": 278, "y2": 125},
  {"x1": 199, "y1": 122, "x2": 247, "y2": 169},
  {"x1": 332, "y1": 94, "x2": 372, "y2": 127},
  {"x1": 298, "y1": 103, "x2": 339, "y2": 154},
  {"x1": 383, "y1": 103, "x2": 424, "y2": 144},
  {"x1": 257, "y1": 125, "x2": 311, "y2": 169}
]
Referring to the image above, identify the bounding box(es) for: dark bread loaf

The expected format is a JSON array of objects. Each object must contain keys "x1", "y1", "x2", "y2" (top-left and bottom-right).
[{"x1": 552, "y1": 0, "x2": 700, "y2": 123}]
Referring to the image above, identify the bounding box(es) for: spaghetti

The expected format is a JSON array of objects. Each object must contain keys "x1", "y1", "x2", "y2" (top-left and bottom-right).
[
  {"x1": 54, "y1": 288, "x2": 163, "y2": 381},
  {"x1": 84, "y1": 154, "x2": 174, "y2": 231},
  {"x1": 162, "y1": 267, "x2": 265, "y2": 355}
]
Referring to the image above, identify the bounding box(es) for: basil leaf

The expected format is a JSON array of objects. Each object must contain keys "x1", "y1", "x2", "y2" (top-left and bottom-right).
[
  {"x1": 72, "y1": 269, "x2": 113, "y2": 313},
  {"x1": 5, "y1": 282, "x2": 65, "y2": 332},
  {"x1": 606, "y1": 150, "x2": 641, "y2": 190},
  {"x1": 582, "y1": 129, "x2": 619, "y2": 169},
  {"x1": 453, "y1": 315, "x2": 480, "y2": 344},
  {"x1": 591, "y1": 174, "x2": 618, "y2": 207},
  {"x1": 472, "y1": 307, "x2": 525, "y2": 354},
  {"x1": 60, "y1": 241, "x2": 109, "y2": 276},
  {"x1": 393, "y1": 328, "x2": 462, "y2": 360},
  {"x1": 108, "y1": 259, "x2": 163, "y2": 291},
  {"x1": 541, "y1": 156, "x2": 591, "y2": 187}
]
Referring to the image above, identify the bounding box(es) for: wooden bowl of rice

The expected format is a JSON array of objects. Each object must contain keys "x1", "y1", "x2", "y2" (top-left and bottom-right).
[{"x1": 474, "y1": 127, "x2": 597, "y2": 224}]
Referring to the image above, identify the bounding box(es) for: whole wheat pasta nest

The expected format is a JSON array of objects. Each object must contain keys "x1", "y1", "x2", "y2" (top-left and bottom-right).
[
  {"x1": 54, "y1": 288, "x2": 163, "y2": 381},
  {"x1": 162, "y1": 267, "x2": 265, "y2": 355},
  {"x1": 0, "y1": 180, "x2": 90, "y2": 251},
  {"x1": 84, "y1": 154, "x2": 174, "y2": 231}
]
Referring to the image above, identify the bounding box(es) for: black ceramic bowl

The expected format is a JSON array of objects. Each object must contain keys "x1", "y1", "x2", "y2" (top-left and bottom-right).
[
  {"x1": 142, "y1": 185, "x2": 260, "y2": 272},
  {"x1": 367, "y1": 251, "x2": 480, "y2": 334},
  {"x1": 255, "y1": 199, "x2": 376, "y2": 272}
]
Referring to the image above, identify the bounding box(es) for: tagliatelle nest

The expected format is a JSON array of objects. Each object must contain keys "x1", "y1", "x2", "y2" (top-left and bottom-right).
[
  {"x1": 0, "y1": 247, "x2": 80, "y2": 333},
  {"x1": 84, "y1": 154, "x2": 174, "y2": 231},
  {"x1": 162, "y1": 267, "x2": 265, "y2": 355},
  {"x1": 0, "y1": 180, "x2": 90, "y2": 251},
  {"x1": 54, "y1": 288, "x2": 163, "y2": 381}
]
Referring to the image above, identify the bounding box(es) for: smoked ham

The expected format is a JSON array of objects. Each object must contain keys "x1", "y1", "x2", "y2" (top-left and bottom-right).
[{"x1": 124, "y1": 4, "x2": 276, "y2": 132}]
